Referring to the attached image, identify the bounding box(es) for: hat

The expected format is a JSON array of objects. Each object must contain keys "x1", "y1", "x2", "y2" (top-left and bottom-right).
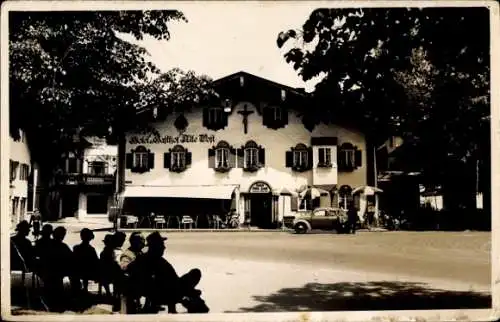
[
  {"x1": 80, "y1": 228, "x2": 94, "y2": 240},
  {"x1": 103, "y1": 234, "x2": 114, "y2": 245},
  {"x1": 15, "y1": 220, "x2": 31, "y2": 231},
  {"x1": 146, "y1": 231, "x2": 167, "y2": 246}
]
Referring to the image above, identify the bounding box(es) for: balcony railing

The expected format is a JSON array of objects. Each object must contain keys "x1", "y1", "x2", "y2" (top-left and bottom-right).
[{"x1": 55, "y1": 172, "x2": 114, "y2": 186}]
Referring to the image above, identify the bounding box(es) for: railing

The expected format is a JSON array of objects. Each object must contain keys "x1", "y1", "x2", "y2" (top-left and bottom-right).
[{"x1": 55, "y1": 172, "x2": 114, "y2": 186}]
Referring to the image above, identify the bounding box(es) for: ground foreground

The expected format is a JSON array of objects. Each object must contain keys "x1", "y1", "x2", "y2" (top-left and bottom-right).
[{"x1": 11, "y1": 230, "x2": 491, "y2": 314}]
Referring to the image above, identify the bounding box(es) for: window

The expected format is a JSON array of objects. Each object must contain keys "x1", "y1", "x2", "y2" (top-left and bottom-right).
[
  {"x1": 293, "y1": 144, "x2": 308, "y2": 168},
  {"x1": 133, "y1": 146, "x2": 149, "y2": 168},
  {"x1": 88, "y1": 161, "x2": 107, "y2": 175},
  {"x1": 338, "y1": 143, "x2": 357, "y2": 169},
  {"x1": 271, "y1": 106, "x2": 282, "y2": 122},
  {"x1": 19, "y1": 164, "x2": 30, "y2": 180},
  {"x1": 171, "y1": 145, "x2": 186, "y2": 169},
  {"x1": 9, "y1": 160, "x2": 19, "y2": 182},
  {"x1": 216, "y1": 147, "x2": 229, "y2": 168},
  {"x1": 299, "y1": 198, "x2": 312, "y2": 211},
  {"x1": 244, "y1": 143, "x2": 259, "y2": 168},
  {"x1": 20, "y1": 198, "x2": 26, "y2": 219},
  {"x1": 318, "y1": 148, "x2": 332, "y2": 167},
  {"x1": 208, "y1": 107, "x2": 223, "y2": 124},
  {"x1": 314, "y1": 209, "x2": 327, "y2": 217},
  {"x1": 338, "y1": 185, "x2": 353, "y2": 210},
  {"x1": 237, "y1": 141, "x2": 264, "y2": 171},
  {"x1": 12, "y1": 197, "x2": 19, "y2": 218},
  {"x1": 87, "y1": 195, "x2": 109, "y2": 214}
]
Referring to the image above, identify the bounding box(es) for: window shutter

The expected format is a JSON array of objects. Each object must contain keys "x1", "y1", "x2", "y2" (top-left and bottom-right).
[
  {"x1": 291, "y1": 196, "x2": 298, "y2": 211},
  {"x1": 331, "y1": 193, "x2": 339, "y2": 208},
  {"x1": 202, "y1": 108, "x2": 209, "y2": 128},
  {"x1": 208, "y1": 148, "x2": 216, "y2": 168},
  {"x1": 164, "y1": 152, "x2": 171, "y2": 168},
  {"x1": 285, "y1": 151, "x2": 293, "y2": 167},
  {"x1": 126, "y1": 153, "x2": 133, "y2": 169},
  {"x1": 148, "y1": 152, "x2": 155, "y2": 169},
  {"x1": 262, "y1": 107, "x2": 271, "y2": 127},
  {"x1": 186, "y1": 151, "x2": 192, "y2": 166},
  {"x1": 307, "y1": 147, "x2": 313, "y2": 169},
  {"x1": 229, "y1": 148, "x2": 237, "y2": 168},
  {"x1": 236, "y1": 148, "x2": 245, "y2": 168},
  {"x1": 337, "y1": 149, "x2": 344, "y2": 169},
  {"x1": 282, "y1": 108, "x2": 288, "y2": 126},
  {"x1": 258, "y1": 147, "x2": 266, "y2": 166},
  {"x1": 355, "y1": 149, "x2": 362, "y2": 167},
  {"x1": 318, "y1": 148, "x2": 325, "y2": 164}
]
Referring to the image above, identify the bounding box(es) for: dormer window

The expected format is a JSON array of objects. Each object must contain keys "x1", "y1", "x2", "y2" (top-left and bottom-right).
[
  {"x1": 338, "y1": 143, "x2": 362, "y2": 171},
  {"x1": 286, "y1": 144, "x2": 312, "y2": 172},
  {"x1": 164, "y1": 145, "x2": 192, "y2": 173},
  {"x1": 126, "y1": 146, "x2": 154, "y2": 173}
]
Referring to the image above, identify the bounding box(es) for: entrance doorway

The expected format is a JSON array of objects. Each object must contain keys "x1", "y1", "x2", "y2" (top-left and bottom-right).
[{"x1": 248, "y1": 181, "x2": 273, "y2": 228}]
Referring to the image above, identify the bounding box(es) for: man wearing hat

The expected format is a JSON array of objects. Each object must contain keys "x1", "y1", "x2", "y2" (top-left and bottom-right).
[
  {"x1": 10, "y1": 220, "x2": 34, "y2": 272},
  {"x1": 127, "y1": 231, "x2": 206, "y2": 314}
]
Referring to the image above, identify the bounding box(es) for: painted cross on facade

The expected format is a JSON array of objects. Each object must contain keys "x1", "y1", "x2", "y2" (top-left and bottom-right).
[{"x1": 238, "y1": 104, "x2": 254, "y2": 134}]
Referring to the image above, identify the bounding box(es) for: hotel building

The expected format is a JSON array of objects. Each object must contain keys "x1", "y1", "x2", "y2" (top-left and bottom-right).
[{"x1": 117, "y1": 72, "x2": 376, "y2": 228}]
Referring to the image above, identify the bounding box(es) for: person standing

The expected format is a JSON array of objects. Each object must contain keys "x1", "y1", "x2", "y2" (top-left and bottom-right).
[
  {"x1": 29, "y1": 210, "x2": 42, "y2": 240},
  {"x1": 347, "y1": 205, "x2": 358, "y2": 234}
]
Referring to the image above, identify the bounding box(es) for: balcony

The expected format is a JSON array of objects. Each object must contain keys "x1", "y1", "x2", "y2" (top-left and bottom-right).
[{"x1": 55, "y1": 172, "x2": 115, "y2": 187}]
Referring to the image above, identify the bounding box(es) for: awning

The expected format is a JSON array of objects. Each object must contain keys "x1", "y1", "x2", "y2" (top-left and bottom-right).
[{"x1": 123, "y1": 185, "x2": 237, "y2": 200}]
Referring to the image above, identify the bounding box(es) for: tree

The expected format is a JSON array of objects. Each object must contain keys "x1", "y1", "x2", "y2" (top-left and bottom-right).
[
  {"x1": 277, "y1": 7, "x2": 490, "y2": 214},
  {"x1": 9, "y1": 11, "x2": 216, "y2": 180}
]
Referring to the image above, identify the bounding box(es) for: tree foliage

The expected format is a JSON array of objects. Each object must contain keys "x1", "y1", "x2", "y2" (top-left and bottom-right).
[
  {"x1": 277, "y1": 7, "x2": 490, "y2": 210},
  {"x1": 9, "y1": 11, "x2": 216, "y2": 176}
]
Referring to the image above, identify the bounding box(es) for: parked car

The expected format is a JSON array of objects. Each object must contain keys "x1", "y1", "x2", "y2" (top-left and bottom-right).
[{"x1": 292, "y1": 207, "x2": 349, "y2": 234}]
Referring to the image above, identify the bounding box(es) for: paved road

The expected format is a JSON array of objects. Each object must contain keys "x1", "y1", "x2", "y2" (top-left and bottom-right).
[{"x1": 11, "y1": 230, "x2": 491, "y2": 314}]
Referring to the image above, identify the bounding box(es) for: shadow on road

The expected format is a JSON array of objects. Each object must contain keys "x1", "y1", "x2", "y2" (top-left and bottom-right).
[
  {"x1": 229, "y1": 281, "x2": 491, "y2": 312},
  {"x1": 10, "y1": 272, "x2": 111, "y2": 314}
]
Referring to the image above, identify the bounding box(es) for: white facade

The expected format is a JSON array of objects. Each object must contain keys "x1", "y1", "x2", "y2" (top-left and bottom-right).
[
  {"x1": 123, "y1": 99, "x2": 369, "y2": 227},
  {"x1": 57, "y1": 137, "x2": 117, "y2": 222},
  {"x1": 9, "y1": 129, "x2": 36, "y2": 228}
]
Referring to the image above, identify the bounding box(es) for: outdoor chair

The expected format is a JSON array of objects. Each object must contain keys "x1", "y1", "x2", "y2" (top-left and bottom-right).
[
  {"x1": 181, "y1": 216, "x2": 194, "y2": 229},
  {"x1": 125, "y1": 215, "x2": 139, "y2": 229},
  {"x1": 153, "y1": 215, "x2": 166, "y2": 229}
]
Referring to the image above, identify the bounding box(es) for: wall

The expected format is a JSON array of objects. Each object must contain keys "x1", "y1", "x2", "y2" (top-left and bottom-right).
[
  {"x1": 9, "y1": 130, "x2": 32, "y2": 226},
  {"x1": 124, "y1": 101, "x2": 368, "y2": 194}
]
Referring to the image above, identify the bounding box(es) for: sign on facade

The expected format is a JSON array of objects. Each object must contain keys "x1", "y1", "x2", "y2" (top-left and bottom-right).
[
  {"x1": 129, "y1": 133, "x2": 216, "y2": 145},
  {"x1": 249, "y1": 182, "x2": 272, "y2": 193}
]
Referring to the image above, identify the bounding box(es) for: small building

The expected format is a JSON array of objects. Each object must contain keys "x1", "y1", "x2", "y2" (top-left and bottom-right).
[
  {"x1": 51, "y1": 135, "x2": 117, "y2": 222},
  {"x1": 9, "y1": 129, "x2": 39, "y2": 228},
  {"x1": 117, "y1": 71, "x2": 376, "y2": 228}
]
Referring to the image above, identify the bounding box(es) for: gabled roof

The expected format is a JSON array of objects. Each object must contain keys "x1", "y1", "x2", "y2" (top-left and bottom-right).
[{"x1": 212, "y1": 71, "x2": 309, "y2": 98}]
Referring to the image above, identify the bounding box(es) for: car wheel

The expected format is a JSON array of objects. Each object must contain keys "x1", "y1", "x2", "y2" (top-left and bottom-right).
[{"x1": 294, "y1": 222, "x2": 308, "y2": 234}]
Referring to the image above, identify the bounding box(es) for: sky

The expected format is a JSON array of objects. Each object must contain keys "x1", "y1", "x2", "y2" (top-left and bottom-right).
[{"x1": 119, "y1": 2, "x2": 325, "y2": 92}]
